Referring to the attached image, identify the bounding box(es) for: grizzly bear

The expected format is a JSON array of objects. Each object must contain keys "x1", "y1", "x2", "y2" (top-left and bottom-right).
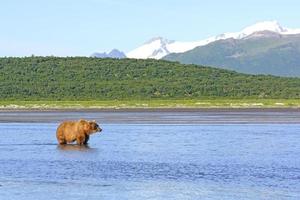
[{"x1": 56, "y1": 119, "x2": 102, "y2": 145}]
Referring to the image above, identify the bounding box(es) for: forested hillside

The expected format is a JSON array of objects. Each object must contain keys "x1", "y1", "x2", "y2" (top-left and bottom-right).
[
  {"x1": 164, "y1": 32, "x2": 300, "y2": 77},
  {"x1": 1, "y1": 57, "x2": 300, "y2": 100}
]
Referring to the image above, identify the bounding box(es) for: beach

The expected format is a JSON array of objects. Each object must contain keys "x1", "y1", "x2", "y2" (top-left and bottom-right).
[{"x1": 0, "y1": 108, "x2": 300, "y2": 124}]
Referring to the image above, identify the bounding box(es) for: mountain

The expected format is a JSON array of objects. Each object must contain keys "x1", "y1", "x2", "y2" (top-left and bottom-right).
[
  {"x1": 127, "y1": 21, "x2": 300, "y2": 59},
  {"x1": 91, "y1": 49, "x2": 126, "y2": 58},
  {"x1": 164, "y1": 32, "x2": 300, "y2": 76},
  {"x1": 126, "y1": 37, "x2": 174, "y2": 59}
]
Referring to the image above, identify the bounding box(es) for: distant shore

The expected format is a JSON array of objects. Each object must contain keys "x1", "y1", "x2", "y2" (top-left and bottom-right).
[
  {"x1": 0, "y1": 99, "x2": 300, "y2": 111},
  {"x1": 0, "y1": 107, "x2": 300, "y2": 112}
]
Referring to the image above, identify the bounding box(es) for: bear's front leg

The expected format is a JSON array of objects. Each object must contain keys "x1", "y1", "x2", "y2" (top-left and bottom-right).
[
  {"x1": 84, "y1": 135, "x2": 90, "y2": 145},
  {"x1": 76, "y1": 135, "x2": 86, "y2": 146}
]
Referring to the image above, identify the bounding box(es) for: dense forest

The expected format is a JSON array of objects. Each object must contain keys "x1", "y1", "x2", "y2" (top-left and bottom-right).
[{"x1": 0, "y1": 56, "x2": 300, "y2": 100}]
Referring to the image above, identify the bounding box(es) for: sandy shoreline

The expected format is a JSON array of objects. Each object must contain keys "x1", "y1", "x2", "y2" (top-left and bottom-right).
[
  {"x1": 0, "y1": 108, "x2": 300, "y2": 124},
  {"x1": 0, "y1": 107, "x2": 300, "y2": 112}
]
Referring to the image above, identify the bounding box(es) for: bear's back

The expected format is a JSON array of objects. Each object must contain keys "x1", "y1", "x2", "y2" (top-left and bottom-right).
[{"x1": 57, "y1": 121, "x2": 80, "y2": 141}]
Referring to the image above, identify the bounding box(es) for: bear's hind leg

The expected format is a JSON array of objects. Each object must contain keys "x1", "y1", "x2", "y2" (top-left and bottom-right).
[
  {"x1": 57, "y1": 136, "x2": 67, "y2": 145},
  {"x1": 58, "y1": 139, "x2": 66, "y2": 145},
  {"x1": 57, "y1": 132, "x2": 67, "y2": 145}
]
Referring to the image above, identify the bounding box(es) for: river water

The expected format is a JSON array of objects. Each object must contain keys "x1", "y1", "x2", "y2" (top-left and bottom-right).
[{"x1": 0, "y1": 110, "x2": 299, "y2": 199}]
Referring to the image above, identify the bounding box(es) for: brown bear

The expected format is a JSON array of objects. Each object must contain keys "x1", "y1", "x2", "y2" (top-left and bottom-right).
[{"x1": 56, "y1": 119, "x2": 102, "y2": 145}]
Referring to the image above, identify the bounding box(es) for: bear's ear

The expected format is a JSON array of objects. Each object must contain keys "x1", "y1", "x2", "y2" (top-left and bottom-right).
[
  {"x1": 79, "y1": 119, "x2": 87, "y2": 123},
  {"x1": 92, "y1": 120, "x2": 96, "y2": 122}
]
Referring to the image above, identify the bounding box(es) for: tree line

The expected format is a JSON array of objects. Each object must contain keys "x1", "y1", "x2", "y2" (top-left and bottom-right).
[{"x1": 0, "y1": 56, "x2": 300, "y2": 100}]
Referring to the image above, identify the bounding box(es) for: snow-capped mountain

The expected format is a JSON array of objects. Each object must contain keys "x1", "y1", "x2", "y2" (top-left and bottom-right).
[
  {"x1": 126, "y1": 37, "x2": 175, "y2": 59},
  {"x1": 91, "y1": 49, "x2": 126, "y2": 58},
  {"x1": 126, "y1": 21, "x2": 300, "y2": 59}
]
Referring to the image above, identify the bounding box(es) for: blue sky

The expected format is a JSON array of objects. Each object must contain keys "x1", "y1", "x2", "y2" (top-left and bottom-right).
[{"x1": 1, "y1": 0, "x2": 299, "y2": 56}]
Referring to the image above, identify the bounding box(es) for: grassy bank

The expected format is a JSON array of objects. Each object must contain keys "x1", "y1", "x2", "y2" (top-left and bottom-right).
[{"x1": 0, "y1": 99, "x2": 299, "y2": 110}]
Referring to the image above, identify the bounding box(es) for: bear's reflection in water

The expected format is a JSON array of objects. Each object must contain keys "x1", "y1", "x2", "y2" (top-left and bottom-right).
[{"x1": 57, "y1": 144, "x2": 96, "y2": 152}]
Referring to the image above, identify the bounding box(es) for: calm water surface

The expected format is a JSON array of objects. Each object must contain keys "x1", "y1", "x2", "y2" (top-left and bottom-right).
[{"x1": 0, "y1": 112, "x2": 300, "y2": 199}]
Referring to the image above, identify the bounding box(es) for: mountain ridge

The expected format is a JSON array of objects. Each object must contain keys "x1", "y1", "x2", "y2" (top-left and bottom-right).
[
  {"x1": 126, "y1": 21, "x2": 300, "y2": 59},
  {"x1": 164, "y1": 32, "x2": 300, "y2": 77},
  {"x1": 91, "y1": 49, "x2": 126, "y2": 58}
]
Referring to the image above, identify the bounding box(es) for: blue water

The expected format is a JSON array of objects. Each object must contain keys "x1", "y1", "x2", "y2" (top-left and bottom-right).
[{"x1": 0, "y1": 123, "x2": 299, "y2": 199}]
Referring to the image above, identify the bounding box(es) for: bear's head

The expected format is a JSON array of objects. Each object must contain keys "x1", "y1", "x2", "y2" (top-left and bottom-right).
[
  {"x1": 88, "y1": 120, "x2": 102, "y2": 135},
  {"x1": 80, "y1": 119, "x2": 102, "y2": 135}
]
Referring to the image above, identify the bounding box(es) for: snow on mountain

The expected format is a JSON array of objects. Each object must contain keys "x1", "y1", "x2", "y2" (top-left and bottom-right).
[
  {"x1": 126, "y1": 21, "x2": 300, "y2": 59},
  {"x1": 126, "y1": 37, "x2": 174, "y2": 59}
]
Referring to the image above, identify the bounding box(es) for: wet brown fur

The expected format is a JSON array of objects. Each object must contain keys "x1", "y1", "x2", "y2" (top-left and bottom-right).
[{"x1": 56, "y1": 119, "x2": 102, "y2": 145}]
